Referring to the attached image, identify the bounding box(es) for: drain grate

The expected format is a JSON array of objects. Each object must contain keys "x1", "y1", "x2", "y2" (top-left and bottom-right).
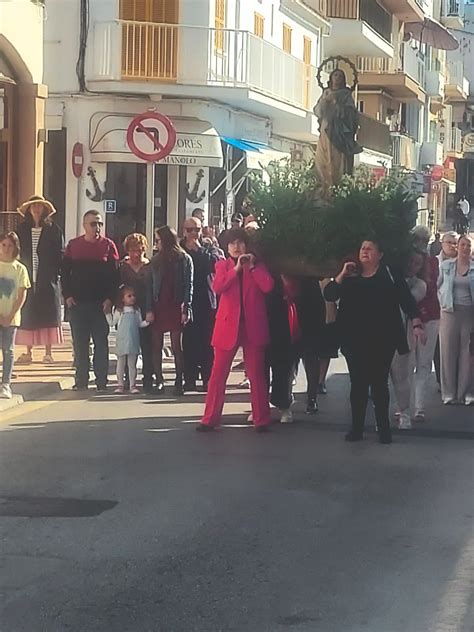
[{"x1": 0, "y1": 496, "x2": 118, "y2": 518}]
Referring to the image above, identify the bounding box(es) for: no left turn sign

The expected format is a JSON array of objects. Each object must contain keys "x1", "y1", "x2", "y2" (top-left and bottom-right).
[{"x1": 126, "y1": 112, "x2": 177, "y2": 162}]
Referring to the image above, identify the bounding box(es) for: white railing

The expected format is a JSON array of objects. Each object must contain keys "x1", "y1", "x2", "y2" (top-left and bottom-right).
[
  {"x1": 88, "y1": 21, "x2": 318, "y2": 111},
  {"x1": 443, "y1": 0, "x2": 463, "y2": 17},
  {"x1": 449, "y1": 127, "x2": 462, "y2": 153},
  {"x1": 447, "y1": 60, "x2": 470, "y2": 95},
  {"x1": 357, "y1": 44, "x2": 425, "y2": 86},
  {"x1": 391, "y1": 133, "x2": 420, "y2": 170}
]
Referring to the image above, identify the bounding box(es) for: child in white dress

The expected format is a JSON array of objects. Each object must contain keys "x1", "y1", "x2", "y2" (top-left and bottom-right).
[{"x1": 108, "y1": 286, "x2": 149, "y2": 394}]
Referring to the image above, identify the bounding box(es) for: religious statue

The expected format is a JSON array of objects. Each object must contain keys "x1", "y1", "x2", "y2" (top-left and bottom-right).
[{"x1": 313, "y1": 68, "x2": 362, "y2": 195}]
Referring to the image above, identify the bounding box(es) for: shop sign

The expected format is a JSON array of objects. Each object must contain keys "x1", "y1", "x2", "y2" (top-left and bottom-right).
[
  {"x1": 89, "y1": 113, "x2": 224, "y2": 168},
  {"x1": 463, "y1": 132, "x2": 474, "y2": 153}
]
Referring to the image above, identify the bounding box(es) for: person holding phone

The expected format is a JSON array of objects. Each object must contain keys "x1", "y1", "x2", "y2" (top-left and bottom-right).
[
  {"x1": 196, "y1": 228, "x2": 274, "y2": 432},
  {"x1": 324, "y1": 240, "x2": 424, "y2": 444}
]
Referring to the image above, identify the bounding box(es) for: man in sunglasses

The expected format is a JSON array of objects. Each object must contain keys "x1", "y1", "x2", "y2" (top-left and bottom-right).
[
  {"x1": 181, "y1": 216, "x2": 224, "y2": 392},
  {"x1": 62, "y1": 210, "x2": 119, "y2": 392}
]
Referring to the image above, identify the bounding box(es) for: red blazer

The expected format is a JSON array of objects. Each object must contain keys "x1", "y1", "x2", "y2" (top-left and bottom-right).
[{"x1": 211, "y1": 258, "x2": 274, "y2": 350}]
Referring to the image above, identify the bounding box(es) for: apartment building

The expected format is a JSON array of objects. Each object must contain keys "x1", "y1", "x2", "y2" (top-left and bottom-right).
[
  {"x1": 43, "y1": 0, "x2": 330, "y2": 246},
  {"x1": 326, "y1": 0, "x2": 470, "y2": 228},
  {"x1": 0, "y1": 0, "x2": 47, "y2": 226}
]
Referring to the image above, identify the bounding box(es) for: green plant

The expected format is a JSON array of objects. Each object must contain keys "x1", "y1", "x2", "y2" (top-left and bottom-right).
[{"x1": 250, "y1": 161, "x2": 420, "y2": 272}]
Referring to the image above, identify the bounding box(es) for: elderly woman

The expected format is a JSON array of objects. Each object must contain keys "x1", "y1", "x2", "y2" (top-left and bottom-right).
[
  {"x1": 120, "y1": 233, "x2": 154, "y2": 392},
  {"x1": 438, "y1": 235, "x2": 474, "y2": 405},
  {"x1": 15, "y1": 195, "x2": 64, "y2": 364},
  {"x1": 146, "y1": 226, "x2": 193, "y2": 395},
  {"x1": 313, "y1": 68, "x2": 362, "y2": 193},
  {"x1": 324, "y1": 240, "x2": 425, "y2": 444},
  {"x1": 196, "y1": 228, "x2": 274, "y2": 432}
]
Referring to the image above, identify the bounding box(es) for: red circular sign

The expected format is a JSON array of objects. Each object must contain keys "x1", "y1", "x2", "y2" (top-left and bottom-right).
[
  {"x1": 71, "y1": 142, "x2": 84, "y2": 178},
  {"x1": 126, "y1": 112, "x2": 177, "y2": 162},
  {"x1": 431, "y1": 165, "x2": 443, "y2": 182}
]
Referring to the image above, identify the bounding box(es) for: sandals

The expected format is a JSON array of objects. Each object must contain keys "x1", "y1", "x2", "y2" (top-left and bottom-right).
[
  {"x1": 43, "y1": 354, "x2": 55, "y2": 364},
  {"x1": 16, "y1": 353, "x2": 32, "y2": 365}
]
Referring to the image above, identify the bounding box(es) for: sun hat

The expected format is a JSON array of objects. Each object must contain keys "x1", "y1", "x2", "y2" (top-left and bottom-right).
[{"x1": 17, "y1": 195, "x2": 57, "y2": 217}]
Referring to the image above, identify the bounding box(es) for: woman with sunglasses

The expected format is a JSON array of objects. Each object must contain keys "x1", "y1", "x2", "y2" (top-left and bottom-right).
[{"x1": 181, "y1": 217, "x2": 224, "y2": 392}]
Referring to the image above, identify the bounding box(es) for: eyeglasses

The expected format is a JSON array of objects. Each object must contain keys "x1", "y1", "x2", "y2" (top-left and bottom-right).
[
  {"x1": 185, "y1": 227, "x2": 200, "y2": 233},
  {"x1": 88, "y1": 221, "x2": 104, "y2": 227}
]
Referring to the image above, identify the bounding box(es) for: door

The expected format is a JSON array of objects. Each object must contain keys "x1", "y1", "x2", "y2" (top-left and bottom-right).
[
  {"x1": 120, "y1": 0, "x2": 179, "y2": 80},
  {"x1": 105, "y1": 163, "x2": 147, "y2": 254}
]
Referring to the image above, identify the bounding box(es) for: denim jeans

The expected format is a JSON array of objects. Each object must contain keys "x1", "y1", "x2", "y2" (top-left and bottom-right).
[
  {"x1": 69, "y1": 302, "x2": 109, "y2": 388},
  {"x1": 0, "y1": 325, "x2": 17, "y2": 385}
]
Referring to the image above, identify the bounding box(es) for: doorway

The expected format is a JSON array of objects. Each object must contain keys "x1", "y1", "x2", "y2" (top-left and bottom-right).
[{"x1": 105, "y1": 162, "x2": 147, "y2": 253}]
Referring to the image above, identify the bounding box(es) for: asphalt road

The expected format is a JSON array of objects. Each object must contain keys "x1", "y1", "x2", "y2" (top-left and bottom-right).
[{"x1": 1, "y1": 364, "x2": 473, "y2": 632}]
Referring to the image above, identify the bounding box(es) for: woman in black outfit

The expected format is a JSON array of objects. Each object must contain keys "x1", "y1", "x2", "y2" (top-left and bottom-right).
[
  {"x1": 324, "y1": 240, "x2": 425, "y2": 444},
  {"x1": 267, "y1": 275, "x2": 326, "y2": 421}
]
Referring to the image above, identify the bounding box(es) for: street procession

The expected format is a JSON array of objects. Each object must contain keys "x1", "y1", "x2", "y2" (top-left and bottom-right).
[{"x1": 0, "y1": 1, "x2": 473, "y2": 630}]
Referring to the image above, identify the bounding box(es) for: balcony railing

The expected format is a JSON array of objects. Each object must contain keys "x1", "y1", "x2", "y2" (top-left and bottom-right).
[
  {"x1": 90, "y1": 21, "x2": 319, "y2": 111},
  {"x1": 443, "y1": 0, "x2": 463, "y2": 16},
  {"x1": 449, "y1": 127, "x2": 462, "y2": 153},
  {"x1": 391, "y1": 132, "x2": 419, "y2": 169},
  {"x1": 327, "y1": 0, "x2": 392, "y2": 43},
  {"x1": 357, "y1": 113, "x2": 392, "y2": 155},
  {"x1": 356, "y1": 43, "x2": 425, "y2": 86},
  {"x1": 446, "y1": 60, "x2": 469, "y2": 96}
]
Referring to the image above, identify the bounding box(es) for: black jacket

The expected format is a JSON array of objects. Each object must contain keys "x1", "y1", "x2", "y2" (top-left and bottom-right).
[
  {"x1": 324, "y1": 265, "x2": 419, "y2": 355},
  {"x1": 267, "y1": 276, "x2": 326, "y2": 354},
  {"x1": 17, "y1": 221, "x2": 64, "y2": 330}
]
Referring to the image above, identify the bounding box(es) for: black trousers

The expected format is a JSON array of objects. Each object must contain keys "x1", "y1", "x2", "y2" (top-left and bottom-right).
[
  {"x1": 139, "y1": 326, "x2": 154, "y2": 388},
  {"x1": 344, "y1": 343, "x2": 397, "y2": 437},
  {"x1": 268, "y1": 345, "x2": 320, "y2": 410},
  {"x1": 69, "y1": 301, "x2": 109, "y2": 388},
  {"x1": 183, "y1": 308, "x2": 215, "y2": 385}
]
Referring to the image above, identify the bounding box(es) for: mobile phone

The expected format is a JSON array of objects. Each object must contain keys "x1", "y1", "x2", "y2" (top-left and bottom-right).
[{"x1": 240, "y1": 254, "x2": 250, "y2": 263}]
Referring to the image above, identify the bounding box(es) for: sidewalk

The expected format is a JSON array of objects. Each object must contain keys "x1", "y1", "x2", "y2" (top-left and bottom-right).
[{"x1": 1, "y1": 326, "x2": 76, "y2": 413}]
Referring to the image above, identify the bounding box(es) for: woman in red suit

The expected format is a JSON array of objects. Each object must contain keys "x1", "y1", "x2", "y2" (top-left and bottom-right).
[{"x1": 196, "y1": 228, "x2": 274, "y2": 433}]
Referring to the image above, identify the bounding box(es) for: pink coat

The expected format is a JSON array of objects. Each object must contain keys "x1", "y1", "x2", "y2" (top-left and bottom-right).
[{"x1": 211, "y1": 258, "x2": 274, "y2": 350}]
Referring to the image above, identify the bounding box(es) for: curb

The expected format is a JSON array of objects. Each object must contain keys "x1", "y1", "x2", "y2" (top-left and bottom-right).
[
  {"x1": 0, "y1": 346, "x2": 174, "y2": 415},
  {"x1": 0, "y1": 376, "x2": 76, "y2": 415}
]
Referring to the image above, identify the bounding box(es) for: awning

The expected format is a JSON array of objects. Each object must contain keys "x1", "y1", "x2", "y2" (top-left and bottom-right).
[
  {"x1": 222, "y1": 137, "x2": 290, "y2": 170},
  {"x1": 89, "y1": 113, "x2": 224, "y2": 167}
]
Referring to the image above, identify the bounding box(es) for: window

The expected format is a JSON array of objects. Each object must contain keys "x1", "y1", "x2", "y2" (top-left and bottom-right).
[
  {"x1": 283, "y1": 24, "x2": 292, "y2": 54},
  {"x1": 119, "y1": 0, "x2": 178, "y2": 23},
  {"x1": 254, "y1": 12, "x2": 264, "y2": 38},
  {"x1": 303, "y1": 36, "x2": 312, "y2": 65},
  {"x1": 215, "y1": 0, "x2": 226, "y2": 51}
]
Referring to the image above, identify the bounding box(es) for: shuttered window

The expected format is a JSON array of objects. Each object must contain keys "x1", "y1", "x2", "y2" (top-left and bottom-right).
[
  {"x1": 119, "y1": 0, "x2": 178, "y2": 23},
  {"x1": 120, "y1": 0, "x2": 179, "y2": 81},
  {"x1": 215, "y1": 0, "x2": 225, "y2": 51},
  {"x1": 283, "y1": 23, "x2": 292, "y2": 54},
  {"x1": 254, "y1": 12, "x2": 264, "y2": 38},
  {"x1": 303, "y1": 36, "x2": 312, "y2": 64}
]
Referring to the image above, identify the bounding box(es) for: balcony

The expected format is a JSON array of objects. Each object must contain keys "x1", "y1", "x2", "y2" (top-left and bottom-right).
[
  {"x1": 420, "y1": 141, "x2": 444, "y2": 166},
  {"x1": 425, "y1": 68, "x2": 445, "y2": 99},
  {"x1": 356, "y1": 44, "x2": 425, "y2": 102},
  {"x1": 88, "y1": 21, "x2": 320, "y2": 115},
  {"x1": 441, "y1": 0, "x2": 464, "y2": 29},
  {"x1": 357, "y1": 113, "x2": 392, "y2": 156},
  {"x1": 381, "y1": 0, "x2": 424, "y2": 22},
  {"x1": 445, "y1": 61, "x2": 469, "y2": 101},
  {"x1": 391, "y1": 132, "x2": 420, "y2": 170},
  {"x1": 325, "y1": 0, "x2": 394, "y2": 58},
  {"x1": 448, "y1": 126, "x2": 463, "y2": 155}
]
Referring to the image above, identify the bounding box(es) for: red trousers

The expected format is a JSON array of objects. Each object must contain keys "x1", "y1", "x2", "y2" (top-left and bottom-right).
[{"x1": 202, "y1": 340, "x2": 271, "y2": 427}]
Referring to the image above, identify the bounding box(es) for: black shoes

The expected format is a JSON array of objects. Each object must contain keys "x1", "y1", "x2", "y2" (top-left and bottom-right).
[
  {"x1": 345, "y1": 431, "x2": 364, "y2": 442},
  {"x1": 378, "y1": 432, "x2": 392, "y2": 445},
  {"x1": 196, "y1": 423, "x2": 215, "y2": 432},
  {"x1": 305, "y1": 399, "x2": 319, "y2": 415},
  {"x1": 255, "y1": 425, "x2": 271, "y2": 433},
  {"x1": 183, "y1": 382, "x2": 197, "y2": 392}
]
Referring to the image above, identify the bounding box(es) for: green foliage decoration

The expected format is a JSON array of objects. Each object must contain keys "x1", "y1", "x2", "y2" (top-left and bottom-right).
[{"x1": 250, "y1": 160, "x2": 420, "y2": 274}]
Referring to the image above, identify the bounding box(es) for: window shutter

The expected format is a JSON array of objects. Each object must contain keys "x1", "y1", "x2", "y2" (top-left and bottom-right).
[
  {"x1": 215, "y1": 0, "x2": 225, "y2": 51},
  {"x1": 283, "y1": 24, "x2": 292, "y2": 54},
  {"x1": 254, "y1": 12, "x2": 264, "y2": 38}
]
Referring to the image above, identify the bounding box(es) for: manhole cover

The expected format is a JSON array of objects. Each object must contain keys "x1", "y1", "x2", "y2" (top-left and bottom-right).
[{"x1": 0, "y1": 496, "x2": 118, "y2": 518}]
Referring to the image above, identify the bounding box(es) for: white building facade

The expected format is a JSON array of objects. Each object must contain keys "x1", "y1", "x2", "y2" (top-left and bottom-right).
[{"x1": 43, "y1": 0, "x2": 330, "y2": 247}]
